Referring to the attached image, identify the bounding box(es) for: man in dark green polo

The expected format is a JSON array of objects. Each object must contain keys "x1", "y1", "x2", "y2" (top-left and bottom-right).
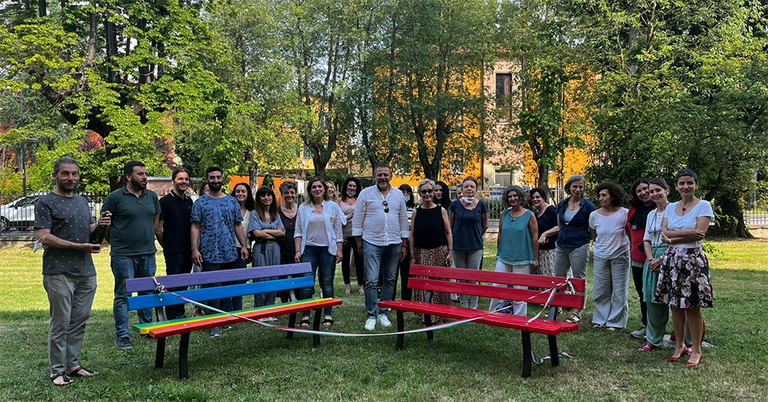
[{"x1": 103, "y1": 161, "x2": 161, "y2": 350}]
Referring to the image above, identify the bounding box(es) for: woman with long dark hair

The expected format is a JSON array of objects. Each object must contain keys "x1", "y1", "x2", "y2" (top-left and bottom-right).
[
  {"x1": 249, "y1": 186, "x2": 284, "y2": 308},
  {"x1": 658, "y1": 169, "x2": 713, "y2": 367},
  {"x1": 434, "y1": 181, "x2": 452, "y2": 209},
  {"x1": 530, "y1": 187, "x2": 557, "y2": 276},
  {"x1": 294, "y1": 178, "x2": 344, "y2": 327},
  {"x1": 339, "y1": 177, "x2": 364, "y2": 295},
  {"x1": 397, "y1": 183, "x2": 415, "y2": 300},
  {"x1": 627, "y1": 178, "x2": 655, "y2": 338},
  {"x1": 230, "y1": 183, "x2": 255, "y2": 311}
]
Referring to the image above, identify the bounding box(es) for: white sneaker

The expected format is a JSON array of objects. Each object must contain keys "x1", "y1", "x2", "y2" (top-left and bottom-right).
[
  {"x1": 377, "y1": 314, "x2": 392, "y2": 328},
  {"x1": 364, "y1": 317, "x2": 376, "y2": 331}
]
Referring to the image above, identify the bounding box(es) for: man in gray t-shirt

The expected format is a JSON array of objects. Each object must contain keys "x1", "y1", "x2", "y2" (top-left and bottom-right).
[{"x1": 34, "y1": 156, "x2": 110, "y2": 386}]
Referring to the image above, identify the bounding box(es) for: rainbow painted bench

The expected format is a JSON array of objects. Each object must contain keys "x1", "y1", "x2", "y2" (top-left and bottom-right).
[{"x1": 126, "y1": 263, "x2": 341, "y2": 379}]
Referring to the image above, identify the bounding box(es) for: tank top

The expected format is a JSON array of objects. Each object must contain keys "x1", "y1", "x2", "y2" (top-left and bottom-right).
[
  {"x1": 413, "y1": 206, "x2": 448, "y2": 249},
  {"x1": 339, "y1": 200, "x2": 356, "y2": 237}
]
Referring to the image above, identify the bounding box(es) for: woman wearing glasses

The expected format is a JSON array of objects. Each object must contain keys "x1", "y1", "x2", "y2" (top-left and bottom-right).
[
  {"x1": 448, "y1": 176, "x2": 489, "y2": 309},
  {"x1": 409, "y1": 179, "x2": 453, "y2": 309}
]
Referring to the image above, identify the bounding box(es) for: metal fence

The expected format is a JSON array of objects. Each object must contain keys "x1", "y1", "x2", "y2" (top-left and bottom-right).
[
  {"x1": 0, "y1": 192, "x2": 109, "y2": 234},
  {"x1": 745, "y1": 207, "x2": 768, "y2": 227}
]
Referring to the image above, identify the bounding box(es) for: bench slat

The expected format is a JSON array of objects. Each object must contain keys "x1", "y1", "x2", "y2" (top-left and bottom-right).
[
  {"x1": 125, "y1": 263, "x2": 312, "y2": 293},
  {"x1": 127, "y1": 276, "x2": 314, "y2": 311},
  {"x1": 378, "y1": 300, "x2": 577, "y2": 336},
  {"x1": 147, "y1": 299, "x2": 343, "y2": 338},
  {"x1": 407, "y1": 278, "x2": 585, "y2": 310},
  {"x1": 133, "y1": 298, "x2": 327, "y2": 333},
  {"x1": 410, "y1": 265, "x2": 586, "y2": 293}
]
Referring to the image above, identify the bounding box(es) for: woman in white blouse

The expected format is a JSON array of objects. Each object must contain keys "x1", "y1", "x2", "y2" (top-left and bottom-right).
[
  {"x1": 294, "y1": 178, "x2": 344, "y2": 327},
  {"x1": 589, "y1": 182, "x2": 630, "y2": 330},
  {"x1": 658, "y1": 169, "x2": 713, "y2": 367}
]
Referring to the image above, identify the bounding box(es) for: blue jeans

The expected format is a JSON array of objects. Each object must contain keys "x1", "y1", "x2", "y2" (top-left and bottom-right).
[
  {"x1": 363, "y1": 241, "x2": 400, "y2": 318},
  {"x1": 200, "y1": 257, "x2": 244, "y2": 314},
  {"x1": 299, "y1": 245, "x2": 337, "y2": 317},
  {"x1": 163, "y1": 251, "x2": 192, "y2": 320},
  {"x1": 111, "y1": 254, "x2": 157, "y2": 339}
]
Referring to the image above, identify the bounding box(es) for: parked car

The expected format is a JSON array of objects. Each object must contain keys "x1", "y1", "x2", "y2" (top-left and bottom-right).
[
  {"x1": 0, "y1": 192, "x2": 46, "y2": 231},
  {"x1": 488, "y1": 186, "x2": 506, "y2": 200},
  {"x1": 0, "y1": 192, "x2": 98, "y2": 232}
]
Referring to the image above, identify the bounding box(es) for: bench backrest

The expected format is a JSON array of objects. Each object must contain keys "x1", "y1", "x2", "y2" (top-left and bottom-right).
[
  {"x1": 408, "y1": 265, "x2": 586, "y2": 310},
  {"x1": 126, "y1": 263, "x2": 313, "y2": 311}
]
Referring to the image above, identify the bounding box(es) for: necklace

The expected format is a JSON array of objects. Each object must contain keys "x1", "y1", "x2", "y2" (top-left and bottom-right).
[
  {"x1": 680, "y1": 199, "x2": 696, "y2": 212},
  {"x1": 509, "y1": 208, "x2": 523, "y2": 222}
]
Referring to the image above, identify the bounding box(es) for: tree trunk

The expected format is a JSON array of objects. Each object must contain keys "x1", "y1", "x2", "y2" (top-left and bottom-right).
[
  {"x1": 537, "y1": 163, "x2": 549, "y2": 190},
  {"x1": 715, "y1": 192, "x2": 752, "y2": 238},
  {"x1": 38, "y1": 0, "x2": 46, "y2": 17}
]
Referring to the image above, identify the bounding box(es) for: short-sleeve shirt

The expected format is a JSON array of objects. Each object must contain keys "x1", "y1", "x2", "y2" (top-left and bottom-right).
[
  {"x1": 643, "y1": 208, "x2": 664, "y2": 248},
  {"x1": 191, "y1": 194, "x2": 243, "y2": 264},
  {"x1": 34, "y1": 193, "x2": 96, "y2": 276},
  {"x1": 663, "y1": 201, "x2": 714, "y2": 249},
  {"x1": 159, "y1": 191, "x2": 193, "y2": 254},
  {"x1": 449, "y1": 199, "x2": 488, "y2": 250},
  {"x1": 102, "y1": 187, "x2": 161, "y2": 256},
  {"x1": 589, "y1": 208, "x2": 629, "y2": 259}
]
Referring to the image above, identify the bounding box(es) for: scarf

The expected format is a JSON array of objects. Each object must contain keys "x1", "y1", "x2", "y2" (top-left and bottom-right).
[{"x1": 629, "y1": 202, "x2": 656, "y2": 230}]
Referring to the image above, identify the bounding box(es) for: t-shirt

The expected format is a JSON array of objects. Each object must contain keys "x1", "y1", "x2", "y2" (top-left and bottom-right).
[
  {"x1": 102, "y1": 187, "x2": 161, "y2": 256},
  {"x1": 643, "y1": 208, "x2": 665, "y2": 248},
  {"x1": 497, "y1": 209, "x2": 535, "y2": 265},
  {"x1": 191, "y1": 194, "x2": 243, "y2": 264},
  {"x1": 449, "y1": 199, "x2": 488, "y2": 250},
  {"x1": 536, "y1": 205, "x2": 558, "y2": 251},
  {"x1": 159, "y1": 191, "x2": 193, "y2": 254},
  {"x1": 589, "y1": 208, "x2": 629, "y2": 259},
  {"x1": 663, "y1": 200, "x2": 714, "y2": 249},
  {"x1": 34, "y1": 193, "x2": 96, "y2": 276}
]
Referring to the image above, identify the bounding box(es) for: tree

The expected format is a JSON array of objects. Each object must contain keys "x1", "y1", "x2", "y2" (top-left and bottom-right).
[
  {"x1": 0, "y1": 1, "x2": 233, "y2": 190},
  {"x1": 498, "y1": 0, "x2": 591, "y2": 189},
  {"x1": 361, "y1": 0, "x2": 497, "y2": 181},
  {"x1": 569, "y1": 0, "x2": 768, "y2": 237}
]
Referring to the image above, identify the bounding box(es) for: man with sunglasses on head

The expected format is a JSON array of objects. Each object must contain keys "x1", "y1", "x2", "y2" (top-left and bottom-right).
[{"x1": 352, "y1": 164, "x2": 409, "y2": 331}]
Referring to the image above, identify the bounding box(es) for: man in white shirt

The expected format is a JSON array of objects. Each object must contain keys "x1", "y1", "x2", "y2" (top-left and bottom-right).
[{"x1": 352, "y1": 164, "x2": 409, "y2": 330}]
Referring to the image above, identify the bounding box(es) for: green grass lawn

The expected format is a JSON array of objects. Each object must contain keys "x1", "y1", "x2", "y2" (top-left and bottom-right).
[{"x1": 1, "y1": 239, "x2": 767, "y2": 401}]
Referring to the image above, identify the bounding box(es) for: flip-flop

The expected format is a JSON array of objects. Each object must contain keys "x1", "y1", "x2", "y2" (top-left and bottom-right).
[
  {"x1": 322, "y1": 318, "x2": 334, "y2": 327},
  {"x1": 50, "y1": 373, "x2": 73, "y2": 387},
  {"x1": 67, "y1": 366, "x2": 97, "y2": 378},
  {"x1": 300, "y1": 318, "x2": 311, "y2": 328}
]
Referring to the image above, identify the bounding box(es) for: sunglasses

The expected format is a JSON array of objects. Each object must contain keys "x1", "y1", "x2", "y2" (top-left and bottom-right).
[
  {"x1": 420, "y1": 189, "x2": 433, "y2": 194},
  {"x1": 383, "y1": 200, "x2": 389, "y2": 213}
]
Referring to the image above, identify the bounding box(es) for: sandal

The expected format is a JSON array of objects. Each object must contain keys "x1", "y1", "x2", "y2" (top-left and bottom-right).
[
  {"x1": 566, "y1": 311, "x2": 582, "y2": 323},
  {"x1": 638, "y1": 342, "x2": 660, "y2": 352},
  {"x1": 66, "y1": 366, "x2": 97, "y2": 377},
  {"x1": 322, "y1": 318, "x2": 334, "y2": 327},
  {"x1": 592, "y1": 324, "x2": 603, "y2": 329},
  {"x1": 300, "y1": 318, "x2": 311, "y2": 328},
  {"x1": 50, "y1": 373, "x2": 73, "y2": 387}
]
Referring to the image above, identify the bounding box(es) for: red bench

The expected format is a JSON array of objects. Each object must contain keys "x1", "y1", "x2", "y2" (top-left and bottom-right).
[{"x1": 378, "y1": 265, "x2": 586, "y2": 378}]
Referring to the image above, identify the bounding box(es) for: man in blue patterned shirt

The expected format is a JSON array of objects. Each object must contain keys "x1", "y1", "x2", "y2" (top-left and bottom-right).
[{"x1": 191, "y1": 166, "x2": 249, "y2": 337}]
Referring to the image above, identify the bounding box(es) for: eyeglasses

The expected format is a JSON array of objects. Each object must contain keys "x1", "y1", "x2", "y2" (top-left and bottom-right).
[
  {"x1": 382, "y1": 200, "x2": 389, "y2": 213},
  {"x1": 420, "y1": 189, "x2": 433, "y2": 194}
]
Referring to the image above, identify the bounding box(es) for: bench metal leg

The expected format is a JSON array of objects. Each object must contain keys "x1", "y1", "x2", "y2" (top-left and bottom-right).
[
  {"x1": 155, "y1": 337, "x2": 166, "y2": 369},
  {"x1": 424, "y1": 314, "x2": 434, "y2": 341},
  {"x1": 396, "y1": 310, "x2": 405, "y2": 350},
  {"x1": 312, "y1": 308, "x2": 322, "y2": 347},
  {"x1": 548, "y1": 335, "x2": 560, "y2": 367},
  {"x1": 521, "y1": 331, "x2": 532, "y2": 378},
  {"x1": 287, "y1": 313, "x2": 297, "y2": 340},
  {"x1": 179, "y1": 333, "x2": 190, "y2": 380}
]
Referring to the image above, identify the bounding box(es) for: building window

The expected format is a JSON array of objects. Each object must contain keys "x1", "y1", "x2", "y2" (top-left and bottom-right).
[
  {"x1": 303, "y1": 145, "x2": 313, "y2": 159},
  {"x1": 495, "y1": 73, "x2": 512, "y2": 122},
  {"x1": 495, "y1": 171, "x2": 511, "y2": 187}
]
